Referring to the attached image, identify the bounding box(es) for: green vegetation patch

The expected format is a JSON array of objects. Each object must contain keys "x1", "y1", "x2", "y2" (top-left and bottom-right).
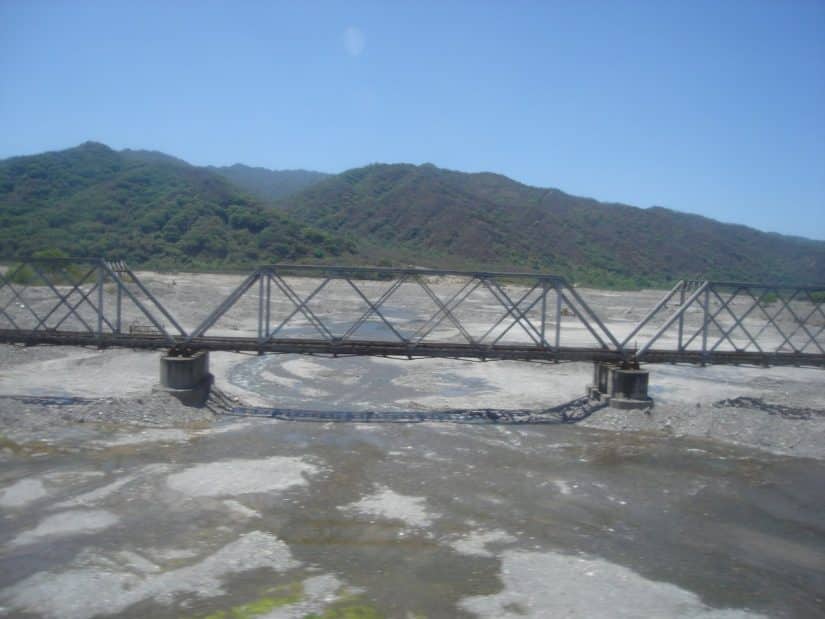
[
  {"x1": 203, "y1": 582, "x2": 303, "y2": 619},
  {"x1": 197, "y1": 584, "x2": 386, "y2": 619},
  {"x1": 0, "y1": 434, "x2": 22, "y2": 453},
  {"x1": 0, "y1": 143, "x2": 356, "y2": 271},
  {"x1": 303, "y1": 592, "x2": 384, "y2": 619},
  {"x1": 5, "y1": 248, "x2": 88, "y2": 285}
]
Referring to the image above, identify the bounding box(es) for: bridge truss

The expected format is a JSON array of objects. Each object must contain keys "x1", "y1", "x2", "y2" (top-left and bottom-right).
[{"x1": 0, "y1": 258, "x2": 823, "y2": 366}]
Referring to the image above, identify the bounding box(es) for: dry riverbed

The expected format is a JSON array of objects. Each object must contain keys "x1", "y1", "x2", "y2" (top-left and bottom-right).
[{"x1": 1, "y1": 275, "x2": 825, "y2": 618}]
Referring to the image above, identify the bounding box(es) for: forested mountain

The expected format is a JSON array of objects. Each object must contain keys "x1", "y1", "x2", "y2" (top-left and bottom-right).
[
  {"x1": 0, "y1": 142, "x2": 355, "y2": 268},
  {"x1": 1, "y1": 143, "x2": 822, "y2": 287},
  {"x1": 209, "y1": 164, "x2": 329, "y2": 203},
  {"x1": 278, "y1": 163, "x2": 825, "y2": 287}
]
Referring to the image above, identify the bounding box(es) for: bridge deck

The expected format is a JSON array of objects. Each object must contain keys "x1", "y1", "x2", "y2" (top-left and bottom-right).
[{"x1": 2, "y1": 329, "x2": 822, "y2": 366}]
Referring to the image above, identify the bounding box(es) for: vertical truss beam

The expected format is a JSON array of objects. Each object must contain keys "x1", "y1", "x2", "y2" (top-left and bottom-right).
[
  {"x1": 540, "y1": 280, "x2": 548, "y2": 347},
  {"x1": 554, "y1": 282, "x2": 562, "y2": 350}
]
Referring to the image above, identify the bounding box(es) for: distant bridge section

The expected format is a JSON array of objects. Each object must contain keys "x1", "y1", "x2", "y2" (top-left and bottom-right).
[{"x1": 0, "y1": 258, "x2": 823, "y2": 367}]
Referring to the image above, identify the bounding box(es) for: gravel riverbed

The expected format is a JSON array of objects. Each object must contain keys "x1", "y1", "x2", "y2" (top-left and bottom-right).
[{"x1": 2, "y1": 274, "x2": 824, "y2": 618}]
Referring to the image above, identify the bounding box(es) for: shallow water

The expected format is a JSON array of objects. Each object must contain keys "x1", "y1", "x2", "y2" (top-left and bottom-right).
[{"x1": 2, "y1": 412, "x2": 824, "y2": 618}]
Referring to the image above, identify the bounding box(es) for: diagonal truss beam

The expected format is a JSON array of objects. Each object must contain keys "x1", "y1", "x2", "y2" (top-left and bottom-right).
[
  {"x1": 29, "y1": 262, "x2": 115, "y2": 335},
  {"x1": 620, "y1": 280, "x2": 684, "y2": 350},
  {"x1": 189, "y1": 271, "x2": 261, "y2": 340},
  {"x1": 409, "y1": 277, "x2": 481, "y2": 345},
  {"x1": 565, "y1": 285, "x2": 623, "y2": 351},
  {"x1": 270, "y1": 273, "x2": 336, "y2": 341},
  {"x1": 415, "y1": 275, "x2": 477, "y2": 346},
  {"x1": 681, "y1": 286, "x2": 745, "y2": 352},
  {"x1": 343, "y1": 277, "x2": 408, "y2": 343},
  {"x1": 0, "y1": 270, "x2": 47, "y2": 328},
  {"x1": 262, "y1": 273, "x2": 328, "y2": 341},
  {"x1": 122, "y1": 265, "x2": 187, "y2": 336},
  {"x1": 341, "y1": 276, "x2": 407, "y2": 341},
  {"x1": 748, "y1": 289, "x2": 824, "y2": 354},
  {"x1": 29, "y1": 264, "x2": 99, "y2": 331},
  {"x1": 770, "y1": 292, "x2": 825, "y2": 354},
  {"x1": 707, "y1": 286, "x2": 771, "y2": 353},
  {"x1": 480, "y1": 279, "x2": 543, "y2": 346},
  {"x1": 99, "y1": 261, "x2": 177, "y2": 345},
  {"x1": 635, "y1": 282, "x2": 710, "y2": 358}
]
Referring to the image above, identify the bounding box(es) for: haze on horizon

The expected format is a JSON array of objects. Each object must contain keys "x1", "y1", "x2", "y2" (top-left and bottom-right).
[{"x1": 1, "y1": 1, "x2": 823, "y2": 240}]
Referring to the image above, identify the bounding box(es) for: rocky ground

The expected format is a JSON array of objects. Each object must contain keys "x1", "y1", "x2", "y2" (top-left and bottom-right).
[
  {"x1": 2, "y1": 342, "x2": 824, "y2": 459},
  {"x1": 579, "y1": 363, "x2": 825, "y2": 459}
]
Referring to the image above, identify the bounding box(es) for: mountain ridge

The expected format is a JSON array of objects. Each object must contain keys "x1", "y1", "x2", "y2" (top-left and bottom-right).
[
  {"x1": 276, "y1": 162, "x2": 825, "y2": 286},
  {"x1": 1, "y1": 142, "x2": 822, "y2": 288},
  {"x1": 0, "y1": 142, "x2": 355, "y2": 268}
]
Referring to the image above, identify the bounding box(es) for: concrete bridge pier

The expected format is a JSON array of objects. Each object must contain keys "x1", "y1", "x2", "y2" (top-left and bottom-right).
[
  {"x1": 588, "y1": 361, "x2": 652, "y2": 409},
  {"x1": 159, "y1": 350, "x2": 212, "y2": 406}
]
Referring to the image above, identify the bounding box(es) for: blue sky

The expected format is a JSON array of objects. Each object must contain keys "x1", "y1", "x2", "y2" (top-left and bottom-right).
[{"x1": 1, "y1": 1, "x2": 824, "y2": 239}]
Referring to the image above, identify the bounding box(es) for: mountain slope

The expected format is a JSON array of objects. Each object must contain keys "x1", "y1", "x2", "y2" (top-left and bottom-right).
[
  {"x1": 209, "y1": 164, "x2": 329, "y2": 203},
  {"x1": 0, "y1": 142, "x2": 355, "y2": 268},
  {"x1": 278, "y1": 163, "x2": 825, "y2": 286},
  {"x1": 2, "y1": 144, "x2": 821, "y2": 287}
]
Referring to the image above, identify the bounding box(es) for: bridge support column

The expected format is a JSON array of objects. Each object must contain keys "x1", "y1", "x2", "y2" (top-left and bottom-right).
[
  {"x1": 588, "y1": 362, "x2": 652, "y2": 410},
  {"x1": 159, "y1": 350, "x2": 212, "y2": 407}
]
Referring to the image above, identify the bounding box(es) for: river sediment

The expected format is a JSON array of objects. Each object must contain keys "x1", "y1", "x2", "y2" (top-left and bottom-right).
[{"x1": 1, "y1": 274, "x2": 824, "y2": 618}]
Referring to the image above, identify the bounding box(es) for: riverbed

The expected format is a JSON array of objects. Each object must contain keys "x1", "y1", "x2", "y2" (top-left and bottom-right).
[
  {"x1": 1, "y1": 271, "x2": 824, "y2": 618},
  {"x1": 2, "y1": 398, "x2": 824, "y2": 618}
]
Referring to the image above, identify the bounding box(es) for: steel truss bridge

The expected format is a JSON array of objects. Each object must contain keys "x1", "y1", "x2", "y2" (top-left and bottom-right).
[{"x1": 0, "y1": 258, "x2": 823, "y2": 367}]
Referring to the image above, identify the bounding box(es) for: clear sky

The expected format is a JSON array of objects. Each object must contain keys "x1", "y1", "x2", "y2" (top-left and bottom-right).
[{"x1": 1, "y1": 1, "x2": 824, "y2": 239}]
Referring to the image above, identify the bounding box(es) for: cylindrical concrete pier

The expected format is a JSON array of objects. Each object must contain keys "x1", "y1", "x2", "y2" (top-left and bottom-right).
[{"x1": 159, "y1": 351, "x2": 212, "y2": 406}]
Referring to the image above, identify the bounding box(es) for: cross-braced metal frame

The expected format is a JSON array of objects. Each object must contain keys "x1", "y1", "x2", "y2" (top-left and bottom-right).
[
  {"x1": 0, "y1": 259, "x2": 823, "y2": 366},
  {"x1": 0, "y1": 258, "x2": 185, "y2": 346},
  {"x1": 183, "y1": 264, "x2": 621, "y2": 360},
  {"x1": 621, "y1": 279, "x2": 825, "y2": 364}
]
